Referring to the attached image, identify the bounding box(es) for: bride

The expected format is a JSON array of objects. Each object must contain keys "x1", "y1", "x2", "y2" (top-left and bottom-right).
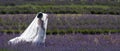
[{"x1": 8, "y1": 12, "x2": 48, "y2": 46}]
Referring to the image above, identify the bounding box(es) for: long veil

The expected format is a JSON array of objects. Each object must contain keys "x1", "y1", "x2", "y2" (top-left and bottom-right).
[{"x1": 8, "y1": 12, "x2": 48, "y2": 45}]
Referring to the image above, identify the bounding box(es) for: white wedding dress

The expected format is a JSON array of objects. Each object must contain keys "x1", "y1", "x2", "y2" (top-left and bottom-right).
[{"x1": 8, "y1": 12, "x2": 48, "y2": 45}]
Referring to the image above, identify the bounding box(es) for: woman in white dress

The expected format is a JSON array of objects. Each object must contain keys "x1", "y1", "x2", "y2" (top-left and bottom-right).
[{"x1": 8, "y1": 12, "x2": 48, "y2": 46}]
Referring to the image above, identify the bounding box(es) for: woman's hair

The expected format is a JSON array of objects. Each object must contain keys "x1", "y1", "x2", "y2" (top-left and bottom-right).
[{"x1": 37, "y1": 12, "x2": 43, "y2": 19}]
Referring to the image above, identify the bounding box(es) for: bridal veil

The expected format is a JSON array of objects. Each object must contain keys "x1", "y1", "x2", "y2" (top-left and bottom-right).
[{"x1": 8, "y1": 12, "x2": 48, "y2": 45}]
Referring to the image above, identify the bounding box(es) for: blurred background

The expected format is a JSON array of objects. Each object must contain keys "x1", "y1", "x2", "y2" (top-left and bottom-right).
[
  {"x1": 0, "y1": 0, "x2": 120, "y2": 51},
  {"x1": 0, "y1": 0, "x2": 120, "y2": 35},
  {"x1": 0, "y1": 0, "x2": 120, "y2": 14}
]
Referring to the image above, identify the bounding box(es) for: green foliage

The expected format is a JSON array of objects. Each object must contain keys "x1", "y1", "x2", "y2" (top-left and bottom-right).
[
  {"x1": 0, "y1": 48, "x2": 8, "y2": 51},
  {"x1": 0, "y1": 0, "x2": 120, "y2": 6},
  {"x1": 0, "y1": 5, "x2": 120, "y2": 14},
  {"x1": 46, "y1": 28, "x2": 120, "y2": 34}
]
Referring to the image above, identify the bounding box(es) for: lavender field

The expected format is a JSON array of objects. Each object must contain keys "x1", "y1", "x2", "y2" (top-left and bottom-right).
[
  {"x1": 0, "y1": 14, "x2": 120, "y2": 51},
  {"x1": 0, "y1": 14, "x2": 120, "y2": 34},
  {"x1": 0, "y1": 34, "x2": 120, "y2": 51}
]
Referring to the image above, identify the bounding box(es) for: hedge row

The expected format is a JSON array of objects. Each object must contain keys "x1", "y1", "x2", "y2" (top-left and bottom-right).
[
  {"x1": 1, "y1": 29, "x2": 120, "y2": 35},
  {"x1": 0, "y1": 0, "x2": 120, "y2": 6},
  {"x1": 0, "y1": 5, "x2": 120, "y2": 14}
]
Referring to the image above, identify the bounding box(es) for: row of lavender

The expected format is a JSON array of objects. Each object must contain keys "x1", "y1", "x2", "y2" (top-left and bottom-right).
[
  {"x1": 0, "y1": 14, "x2": 120, "y2": 34},
  {"x1": 0, "y1": 34, "x2": 120, "y2": 51}
]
